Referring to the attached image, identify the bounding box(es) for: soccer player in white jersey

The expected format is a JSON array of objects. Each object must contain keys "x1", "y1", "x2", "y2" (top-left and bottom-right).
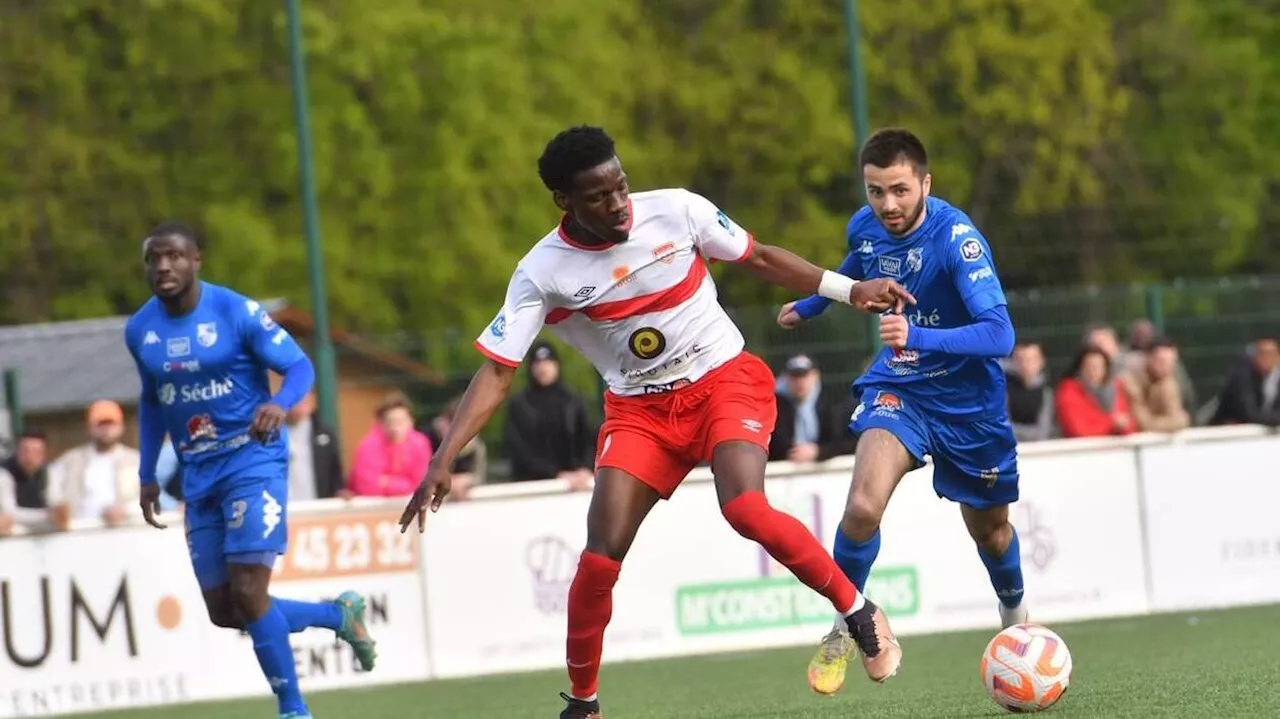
[{"x1": 399, "y1": 126, "x2": 914, "y2": 718}]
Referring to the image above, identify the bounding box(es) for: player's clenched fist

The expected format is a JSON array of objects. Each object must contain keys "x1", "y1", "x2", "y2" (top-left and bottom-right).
[
  {"x1": 879, "y1": 313, "x2": 910, "y2": 349},
  {"x1": 852, "y1": 278, "x2": 916, "y2": 314},
  {"x1": 777, "y1": 301, "x2": 803, "y2": 329}
]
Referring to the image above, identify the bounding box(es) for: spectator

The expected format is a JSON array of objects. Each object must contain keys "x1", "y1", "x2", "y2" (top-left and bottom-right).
[
  {"x1": 1121, "y1": 319, "x2": 1198, "y2": 415},
  {"x1": 768, "y1": 354, "x2": 857, "y2": 462},
  {"x1": 285, "y1": 390, "x2": 345, "y2": 501},
  {"x1": 504, "y1": 341, "x2": 594, "y2": 488},
  {"x1": 1084, "y1": 324, "x2": 1122, "y2": 365},
  {"x1": 0, "y1": 429, "x2": 50, "y2": 536},
  {"x1": 1123, "y1": 338, "x2": 1191, "y2": 433},
  {"x1": 46, "y1": 401, "x2": 140, "y2": 529},
  {"x1": 348, "y1": 391, "x2": 434, "y2": 497},
  {"x1": 1211, "y1": 338, "x2": 1280, "y2": 427},
  {"x1": 425, "y1": 397, "x2": 487, "y2": 501},
  {"x1": 1055, "y1": 347, "x2": 1136, "y2": 438},
  {"x1": 1005, "y1": 342, "x2": 1055, "y2": 442}
]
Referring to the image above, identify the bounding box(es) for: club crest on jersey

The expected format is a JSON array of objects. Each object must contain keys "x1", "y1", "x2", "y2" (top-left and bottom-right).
[
  {"x1": 960, "y1": 238, "x2": 984, "y2": 262},
  {"x1": 906, "y1": 247, "x2": 924, "y2": 273},
  {"x1": 652, "y1": 241, "x2": 678, "y2": 264},
  {"x1": 878, "y1": 256, "x2": 903, "y2": 278},
  {"x1": 196, "y1": 322, "x2": 218, "y2": 348},
  {"x1": 628, "y1": 327, "x2": 666, "y2": 360}
]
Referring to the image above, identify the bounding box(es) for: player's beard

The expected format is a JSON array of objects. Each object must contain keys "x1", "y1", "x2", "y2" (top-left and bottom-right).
[{"x1": 878, "y1": 199, "x2": 925, "y2": 237}]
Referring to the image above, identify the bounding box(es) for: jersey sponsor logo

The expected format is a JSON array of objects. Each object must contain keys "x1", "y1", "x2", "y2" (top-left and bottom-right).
[
  {"x1": 163, "y1": 359, "x2": 201, "y2": 373},
  {"x1": 196, "y1": 322, "x2": 218, "y2": 348},
  {"x1": 611, "y1": 265, "x2": 634, "y2": 286},
  {"x1": 960, "y1": 238, "x2": 984, "y2": 262},
  {"x1": 873, "y1": 391, "x2": 903, "y2": 410},
  {"x1": 488, "y1": 312, "x2": 506, "y2": 339},
  {"x1": 186, "y1": 413, "x2": 217, "y2": 442},
  {"x1": 906, "y1": 247, "x2": 924, "y2": 273},
  {"x1": 157, "y1": 383, "x2": 177, "y2": 405},
  {"x1": 143, "y1": 331, "x2": 160, "y2": 345},
  {"x1": 628, "y1": 327, "x2": 667, "y2": 360},
  {"x1": 574, "y1": 285, "x2": 596, "y2": 299},
  {"x1": 969, "y1": 266, "x2": 994, "y2": 283},
  {"x1": 886, "y1": 349, "x2": 920, "y2": 375},
  {"x1": 907, "y1": 308, "x2": 942, "y2": 327},
  {"x1": 165, "y1": 378, "x2": 234, "y2": 405},
  {"x1": 716, "y1": 210, "x2": 735, "y2": 235},
  {"x1": 643, "y1": 378, "x2": 692, "y2": 394},
  {"x1": 166, "y1": 337, "x2": 191, "y2": 358},
  {"x1": 950, "y1": 223, "x2": 975, "y2": 240},
  {"x1": 878, "y1": 256, "x2": 903, "y2": 278}
]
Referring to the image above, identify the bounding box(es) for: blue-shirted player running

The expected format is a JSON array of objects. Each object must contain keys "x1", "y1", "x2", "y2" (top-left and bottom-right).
[
  {"x1": 125, "y1": 222, "x2": 377, "y2": 719},
  {"x1": 779, "y1": 129, "x2": 1027, "y2": 694}
]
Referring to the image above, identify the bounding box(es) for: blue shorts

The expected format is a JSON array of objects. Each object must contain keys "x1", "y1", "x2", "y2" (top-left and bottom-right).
[
  {"x1": 849, "y1": 386, "x2": 1019, "y2": 509},
  {"x1": 183, "y1": 449, "x2": 290, "y2": 591}
]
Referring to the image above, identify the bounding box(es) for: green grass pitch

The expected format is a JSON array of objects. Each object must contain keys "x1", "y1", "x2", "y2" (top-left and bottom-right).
[{"x1": 68, "y1": 604, "x2": 1279, "y2": 718}]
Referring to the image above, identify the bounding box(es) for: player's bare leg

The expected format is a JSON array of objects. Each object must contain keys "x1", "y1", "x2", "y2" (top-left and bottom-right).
[
  {"x1": 561, "y1": 467, "x2": 661, "y2": 719},
  {"x1": 810, "y1": 429, "x2": 910, "y2": 693},
  {"x1": 961, "y1": 503, "x2": 1028, "y2": 628},
  {"x1": 201, "y1": 584, "x2": 244, "y2": 629}
]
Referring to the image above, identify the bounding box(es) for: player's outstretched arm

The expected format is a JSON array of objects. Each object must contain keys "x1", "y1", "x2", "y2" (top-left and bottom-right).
[
  {"x1": 740, "y1": 243, "x2": 915, "y2": 314},
  {"x1": 778, "y1": 249, "x2": 863, "y2": 328},
  {"x1": 398, "y1": 359, "x2": 517, "y2": 532}
]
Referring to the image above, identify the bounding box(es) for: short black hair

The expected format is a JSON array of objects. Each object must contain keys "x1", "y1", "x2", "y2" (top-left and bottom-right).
[
  {"x1": 146, "y1": 221, "x2": 203, "y2": 251},
  {"x1": 18, "y1": 428, "x2": 46, "y2": 442},
  {"x1": 859, "y1": 128, "x2": 928, "y2": 175},
  {"x1": 537, "y1": 125, "x2": 617, "y2": 193}
]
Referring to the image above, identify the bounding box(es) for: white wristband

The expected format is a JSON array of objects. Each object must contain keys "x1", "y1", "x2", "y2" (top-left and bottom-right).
[{"x1": 818, "y1": 270, "x2": 857, "y2": 304}]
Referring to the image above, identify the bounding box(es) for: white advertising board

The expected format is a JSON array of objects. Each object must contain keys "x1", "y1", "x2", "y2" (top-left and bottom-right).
[
  {"x1": 1140, "y1": 436, "x2": 1280, "y2": 611},
  {"x1": 421, "y1": 446, "x2": 1151, "y2": 678},
  {"x1": 0, "y1": 509, "x2": 427, "y2": 717}
]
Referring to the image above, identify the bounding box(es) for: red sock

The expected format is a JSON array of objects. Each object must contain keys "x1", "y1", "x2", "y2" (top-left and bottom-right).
[
  {"x1": 722, "y1": 490, "x2": 857, "y2": 612},
  {"x1": 565, "y1": 550, "x2": 621, "y2": 699}
]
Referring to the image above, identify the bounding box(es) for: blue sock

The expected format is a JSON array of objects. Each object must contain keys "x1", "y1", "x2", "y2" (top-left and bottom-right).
[
  {"x1": 832, "y1": 528, "x2": 881, "y2": 593},
  {"x1": 979, "y1": 527, "x2": 1025, "y2": 609},
  {"x1": 274, "y1": 597, "x2": 343, "y2": 633},
  {"x1": 245, "y1": 601, "x2": 307, "y2": 715}
]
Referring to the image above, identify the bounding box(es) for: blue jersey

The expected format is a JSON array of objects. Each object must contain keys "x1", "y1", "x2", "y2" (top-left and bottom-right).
[
  {"x1": 804, "y1": 197, "x2": 1010, "y2": 421},
  {"x1": 124, "y1": 282, "x2": 308, "y2": 498}
]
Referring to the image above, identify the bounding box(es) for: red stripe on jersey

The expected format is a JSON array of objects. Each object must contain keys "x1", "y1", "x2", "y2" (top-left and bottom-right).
[
  {"x1": 473, "y1": 340, "x2": 521, "y2": 367},
  {"x1": 545, "y1": 308, "x2": 573, "y2": 325},
  {"x1": 583, "y1": 257, "x2": 707, "y2": 322},
  {"x1": 734, "y1": 233, "x2": 757, "y2": 262}
]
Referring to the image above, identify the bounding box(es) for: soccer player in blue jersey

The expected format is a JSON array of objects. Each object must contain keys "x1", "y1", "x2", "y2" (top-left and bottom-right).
[
  {"x1": 124, "y1": 223, "x2": 377, "y2": 719},
  {"x1": 779, "y1": 129, "x2": 1026, "y2": 694}
]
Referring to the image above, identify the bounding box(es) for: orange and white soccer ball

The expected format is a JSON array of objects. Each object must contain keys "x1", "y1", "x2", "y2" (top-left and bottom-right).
[{"x1": 980, "y1": 623, "x2": 1072, "y2": 712}]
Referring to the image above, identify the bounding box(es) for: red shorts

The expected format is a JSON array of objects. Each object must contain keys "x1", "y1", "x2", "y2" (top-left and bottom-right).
[{"x1": 595, "y1": 352, "x2": 777, "y2": 498}]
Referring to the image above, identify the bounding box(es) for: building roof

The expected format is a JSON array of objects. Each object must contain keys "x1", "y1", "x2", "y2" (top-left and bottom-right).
[{"x1": 0, "y1": 299, "x2": 441, "y2": 414}]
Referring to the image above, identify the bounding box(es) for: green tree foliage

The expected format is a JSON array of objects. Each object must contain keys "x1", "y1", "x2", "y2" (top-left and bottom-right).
[{"x1": 0, "y1": 0, "x2": 1276, "y2": 348}]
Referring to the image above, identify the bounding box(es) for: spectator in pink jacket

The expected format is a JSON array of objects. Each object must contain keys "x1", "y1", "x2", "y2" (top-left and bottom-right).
[{"x1": 347, "y1": 391, "x2": 433, "y2": 497}]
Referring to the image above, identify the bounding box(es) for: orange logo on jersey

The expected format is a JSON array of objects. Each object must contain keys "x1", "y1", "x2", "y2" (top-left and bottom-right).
[
  {"x1": 652, "y1": 242, "x2": 677, "y2": 264},
  {"x1": 611, "y1": 266, "x2": 635, "y2": 285},
  {"x1": 873, "y1": 391, "x2": 902, "y2": 410}
]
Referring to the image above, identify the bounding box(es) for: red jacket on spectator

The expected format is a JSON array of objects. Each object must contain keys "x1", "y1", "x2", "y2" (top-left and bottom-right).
[{"x1": 1055, "y1": 377, "x2": 1136, "y2": 438}]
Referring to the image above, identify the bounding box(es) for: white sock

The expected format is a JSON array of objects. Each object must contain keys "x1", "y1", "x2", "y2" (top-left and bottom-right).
[
  {"x1": 845, "y1": 592, "x2": 867, "y2": 614},
  {"x1": 573, "y1": 693, "x2": 598, "y2": 703}
]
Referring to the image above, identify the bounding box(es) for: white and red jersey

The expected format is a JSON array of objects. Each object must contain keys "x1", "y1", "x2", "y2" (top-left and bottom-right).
[{"x1": 475, "y1": 188, "x2": 756, "y2": 396}]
